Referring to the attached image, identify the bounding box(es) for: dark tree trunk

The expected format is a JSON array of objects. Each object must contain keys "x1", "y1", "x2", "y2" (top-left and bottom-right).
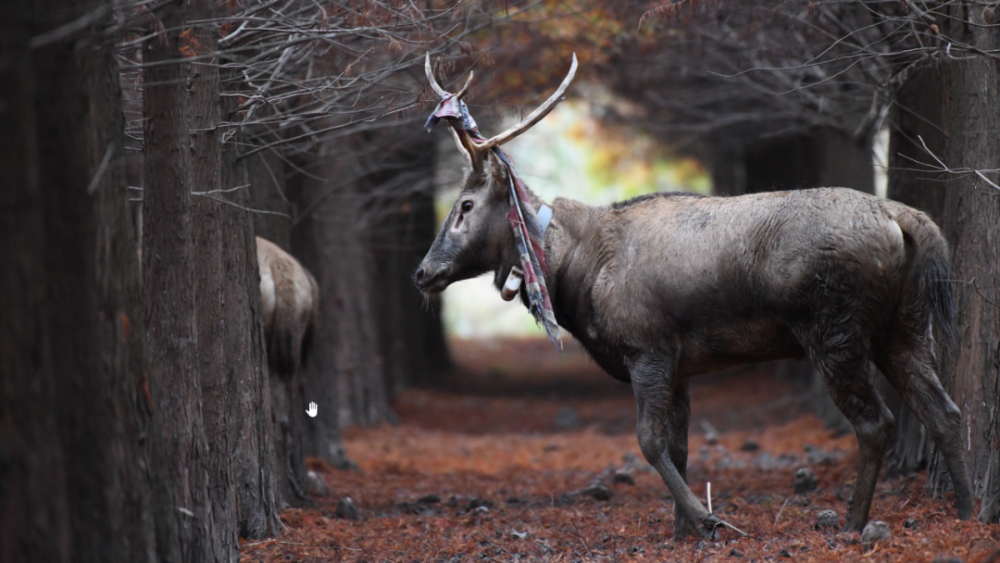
[
  {"x1": 220, "y1": 75, "x2": 284, "y2": 542},
  {"x1": 0, "y1": 7, "x2": 71, "y2": 561},
  {"x1": 246, "y1": 116, "x2": 309, "y2": 506},
  {"x1": 248, "y1": 118, "x2": 292, "y2": 250},
  {"x1": 933, "y1": 3, "x2": 1000, "y2": 524},
  {"x1": 293, "y1": 149, "x2": 390, "y2": 464},
  {"x1": 707, "y1": 138, "x2": 746, "y2": 197},
  {"x1": 369, "y1": 136, "x2": 452, "y2": 394},
  {"x1": 3, "y1": 1, "x2": 157, "y2": 561},
  {"x1": 37, "y1": 12, "x2": 157, "y2": 563},
  {"x1": 142, "y1": 3, "x2": 218, "y2": 559},
  {"x1": 186, "y1": 4, "x2": 281, "y2": 539},
  {"x1": 883, "y1": 64, "x2": 947, "y2": 475},
  {"x1": 743, "y1": 127, "x2": 874, "y2": 195},
  {"x1": 187, "y1": 7, "x2": 239, "y2": 559},
  {"x1": 887, "y1": 65, "x2": 946, "y2": 222}
]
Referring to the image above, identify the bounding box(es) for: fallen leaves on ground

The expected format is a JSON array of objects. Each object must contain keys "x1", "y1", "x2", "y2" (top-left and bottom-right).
[{"x1": 241, "y1": 338, "x2": 1000, "y2": 563}]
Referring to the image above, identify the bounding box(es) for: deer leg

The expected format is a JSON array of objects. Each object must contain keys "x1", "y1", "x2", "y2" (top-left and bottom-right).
[
  {"x1": 815, "y1": 355, "x2": 894, "y2": 532},
  {"x1": 874, "y1": 347, "x2": 974, "y2": 520},
  {"x1": 630, "y1": 353, "x2": 720, "y2": 539},
  {"x1": 666, "y1": 381, "x2": 698, "y2": 537}
]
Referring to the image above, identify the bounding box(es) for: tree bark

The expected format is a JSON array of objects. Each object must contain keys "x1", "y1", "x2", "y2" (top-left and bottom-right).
[
  {"x1": 185, "y1": 3, "x2": 282, "y2": 539},
  {"x1": 246, "y1": 113, "x2": 309, "y2": 506},
  {"x1": 743, "y1": 127, "x2": 874, "y2": 194},
  {"x1": 0, "y1": 6, "x2": 71, "y2": 561},
  {"x1": 3, "y1": 1, "x2": 158, "y2": 561},
  {"x1": 142, "y1": 2, "x2": 219, "y2": 559},
  {"x1": 293, "y1": 149, "x2": 390, "y2": 464},
  {"x1": 248, "y1": 118, "x2": 292, "y2": 250},
  {"x1": 369, "y1": 136, "x2": 452, "y2": 393},
  {"x1": 933, "y1": 2, "x2": 1000, "y2": 524},
  {"x1": 187, "y1": 6, "x2": 240, "y2": 559},
  {"x1": 884, "y1": 64, "x2": 947, "y2": 475},
  {"x1": 220, "y1": 71, "x2": 284, "y2": 543}
]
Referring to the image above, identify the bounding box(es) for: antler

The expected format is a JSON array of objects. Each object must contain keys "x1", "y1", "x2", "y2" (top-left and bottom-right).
[
  {"x1": 425, "y1": 53, "x2": 474, "y2": 100},
  {"x1": 480, "y1": 53, "x2": 577, "y2": 150},
  {"x1": 425, "y1": 52, "x2": 578, "y2": 168}
]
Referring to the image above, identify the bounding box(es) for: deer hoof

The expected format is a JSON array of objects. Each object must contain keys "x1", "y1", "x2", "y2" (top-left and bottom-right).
[{"x1": 698, "y1": 514, "x2": 722, "y2": 539}]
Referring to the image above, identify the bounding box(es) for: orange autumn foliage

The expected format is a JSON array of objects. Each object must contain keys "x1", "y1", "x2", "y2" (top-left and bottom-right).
[{"x1": 241, "y1": 339, "x2": 1000, "y2": 563}]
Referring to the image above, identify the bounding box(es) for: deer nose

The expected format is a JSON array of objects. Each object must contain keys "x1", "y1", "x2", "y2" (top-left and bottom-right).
[{"x1": 415, "y1": 268, "x2": 425, "y2": 284}]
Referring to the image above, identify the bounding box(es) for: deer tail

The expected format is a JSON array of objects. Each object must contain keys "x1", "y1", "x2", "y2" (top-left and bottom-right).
[
  {"x1": 299, "y1": 269, "x2": 319, "y2": 370},
  {"x1": 271, "y1": 300, "x2": 298, "y2": 378},
  {"x1": 891, "y1": 204, "x2": 955, "y2": 341}
]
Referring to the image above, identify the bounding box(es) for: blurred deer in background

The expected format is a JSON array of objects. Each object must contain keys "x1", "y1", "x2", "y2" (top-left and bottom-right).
[
  {"x1": 257, "y1": 237, "x2": 318, "y2": 377},
  {"x1": 414, "y1": 53, "x2": 973, "y2": 538}
]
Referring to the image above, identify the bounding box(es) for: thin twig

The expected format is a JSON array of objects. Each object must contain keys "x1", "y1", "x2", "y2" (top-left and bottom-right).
[
  {"x1": 569, "y1": 519, "x2": 593, "y2": 558},
  {"x1": 774, "y1": 496, "x2": 792, "y2": 526},
  {"x1": 707, "y1": 482, "x2": 713, "y2": 514}
]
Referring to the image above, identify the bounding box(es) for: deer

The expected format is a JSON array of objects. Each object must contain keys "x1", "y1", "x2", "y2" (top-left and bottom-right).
[
  {"x1": 413, "y1": 53, "x2": 974, "y2": 538},
  {"x1": 256, "y1": 236, "x2": 319, "y2": 377}
]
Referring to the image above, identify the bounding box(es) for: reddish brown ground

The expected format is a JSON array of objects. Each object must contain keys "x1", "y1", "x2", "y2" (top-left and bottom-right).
[{"x1": 241, "y1": 338, "x2": 1000, "y2": 563}]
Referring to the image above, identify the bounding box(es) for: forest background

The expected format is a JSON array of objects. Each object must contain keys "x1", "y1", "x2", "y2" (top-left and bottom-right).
[{"x1": 2, "y1": 0, "x2": 998, "y2": 561}]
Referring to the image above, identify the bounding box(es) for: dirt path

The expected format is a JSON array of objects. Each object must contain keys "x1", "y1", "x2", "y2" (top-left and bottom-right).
[{"x1": 241, "y1": 338, "x2": 999, "y2": 563}]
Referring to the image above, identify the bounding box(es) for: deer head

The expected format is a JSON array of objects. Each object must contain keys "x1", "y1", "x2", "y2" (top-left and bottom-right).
[{"x1": 413, "y1": 53, "x2": 577, "y2": 346}]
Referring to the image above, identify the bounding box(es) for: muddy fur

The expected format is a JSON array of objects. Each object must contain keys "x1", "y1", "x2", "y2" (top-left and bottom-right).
[
  {"x1": 415, "y1": 153, "x2": 974, "y2": 538},
  {"x1": 257, "y1": 237, "x2": 319, "y2": 378}
]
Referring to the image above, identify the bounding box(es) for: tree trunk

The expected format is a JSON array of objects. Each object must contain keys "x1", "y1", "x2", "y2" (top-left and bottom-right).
[
  {"x1": 142, "y1": 3, "x2": 219, "y2": 559},
  {"x1": 246, "y1": 117, "x2": 310, "y2": 505},
  {"x1": 707, "y1": 138, "x2": 746, "y2": 197},
  {"x1": 185, "y1": 4, "x2": 282, "y2": 539},
  {"x1": 3, "y1": 1, "x2": 157, "y2": 561},
  {"x1": 220, "y1": 73, "x2": 284, "y2": 542},
  {"x1": 293, "y1": 149, "x2": 391, "y2": 464},
  {"x1": 0, "y1": 6, "x2": 71, "y2": 560},
  {"x1": 933, "y1": 3, "x2": 1000, "y2": 524},
  {"x1": 248, "y1": 118, "x2": 292, "y2": 250},
  {"x1": 884, "y1": 64, "x2": 947, "y2": 475},
  {"x1": 369, "y1": 136, "x2": 452, "y2": 394},
  {"x1": 187, "y1": 7, "x2": 240, "y2": 559},
  {"x1": 743, "y1": 127, "x2": 874, "y2": 194}
]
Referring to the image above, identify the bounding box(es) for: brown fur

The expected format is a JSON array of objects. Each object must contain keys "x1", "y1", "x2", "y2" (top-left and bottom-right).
[
  {"x1": 415, "y1": 153, "x2": 973, "y2": 538},
  {"x1": 257, "y1": 237, "x2": 319, "y2": 378}
]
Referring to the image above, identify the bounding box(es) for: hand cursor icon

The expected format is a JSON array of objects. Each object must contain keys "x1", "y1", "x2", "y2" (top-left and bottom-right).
[{"x1": 306, "y1": 402, "x2": 318, "y2": 418}]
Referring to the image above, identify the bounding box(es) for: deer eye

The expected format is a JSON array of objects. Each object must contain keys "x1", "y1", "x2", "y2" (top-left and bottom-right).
[{"x1": 461, "y1": 201, "x2": 474, "y2": 213}]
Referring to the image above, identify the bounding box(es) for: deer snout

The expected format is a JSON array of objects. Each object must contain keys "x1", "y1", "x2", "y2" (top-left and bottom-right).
[{"x1": 413, "y1": 262, "x2": 451, "y2": 294}]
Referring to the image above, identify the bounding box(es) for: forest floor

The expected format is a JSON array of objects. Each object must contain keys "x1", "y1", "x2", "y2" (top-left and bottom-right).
[{"x1": 241, "y1": 338, "x2": 1000, "y2": 563}]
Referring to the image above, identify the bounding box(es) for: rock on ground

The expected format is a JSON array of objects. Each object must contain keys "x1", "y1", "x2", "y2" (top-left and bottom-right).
[
  {"x1": 815, "y1": 510, "x2": 839, "y2": 530},
  {"x1": 861, "y1": 520, "x2": 891, "y2": 544},
  {"x1": 793, "y1": 467, "x2": 819, "y2": 494},
  {"x1": 554, "y1": 405, "x2": 582, "y2": 430},
  {"x1": 582, "y1": 483, "x2": 612, "y2": 500},
  {"x1": 306, "y1": 470, "x2": 329, "y2": 496},
  {"x1": 336, "y1": 496, "x2": 361, "y2": 520},
  {"x1": 612, "y1": 470, "x2": 635, "y2": 486}
]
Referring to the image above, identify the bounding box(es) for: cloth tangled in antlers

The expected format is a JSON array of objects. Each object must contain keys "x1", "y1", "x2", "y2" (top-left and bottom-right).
[{"x1": 425, "y1": 95, "x2": 562, "y2": 349}]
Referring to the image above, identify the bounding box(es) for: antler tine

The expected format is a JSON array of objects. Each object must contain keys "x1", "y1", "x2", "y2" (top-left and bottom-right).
[
  {"x1": 424, "y1": 52, "x2": 448, "y2": 98},
  {"x1": 483, "y1": 53, "x2": 578, "y2": 149},
  {"x1": 448, "y1": 126, "x2": 474, "y2": 167},
  {"x1": 455, "y1": 70, "x2": 474, "y2": 99}
]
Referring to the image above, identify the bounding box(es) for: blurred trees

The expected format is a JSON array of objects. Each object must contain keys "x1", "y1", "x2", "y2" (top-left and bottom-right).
[
  {"x1": 3, "y1": 1, "x2": 998, "y2": 561},
  {"x1": 2, "y1": 1, "x2": 153, "y2": 561}
]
